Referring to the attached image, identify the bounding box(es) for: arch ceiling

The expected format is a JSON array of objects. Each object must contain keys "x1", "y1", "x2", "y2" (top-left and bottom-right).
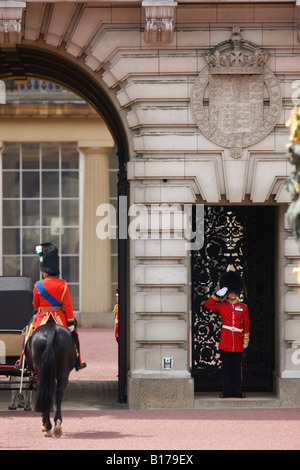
[{"x1": 0, "y1": 45, "x2": 129, "y2": 162}]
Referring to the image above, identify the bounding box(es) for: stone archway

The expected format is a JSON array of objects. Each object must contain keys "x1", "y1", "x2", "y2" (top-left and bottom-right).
[
  {"x1": 0, "y1": 46, "x2": 129, "y2": 154},
  {"x1": 0, "y1": 45, "x2": 129, "y2": 403}
]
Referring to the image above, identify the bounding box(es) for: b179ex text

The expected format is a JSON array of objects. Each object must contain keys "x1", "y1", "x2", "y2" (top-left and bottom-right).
[{"x1": 106, "y1": 454, "x2": 193, "y2": 467}]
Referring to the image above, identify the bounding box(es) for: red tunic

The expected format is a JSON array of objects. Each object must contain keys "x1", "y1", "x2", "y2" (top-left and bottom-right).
[
  {"x1": 204, "y1": 294, "x2": 250, "y2": 353},
  {"x1": 113, "y1": 304, "x2": 119, "y2": 338},
  {"x1": 32, "y1": 276, "x2": 75, "y2": 329}
]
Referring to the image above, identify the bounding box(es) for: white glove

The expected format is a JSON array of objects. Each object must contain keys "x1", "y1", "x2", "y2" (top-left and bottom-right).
[
  {"x1": 243, "y1": 344, "x2": 248, "y2": 350},
  {"x1": 68, "y1": 325, "x2": 75, "y2": 332},
  {"x1": 216, "y1": 287, "x2": 228, "y2": 297}
]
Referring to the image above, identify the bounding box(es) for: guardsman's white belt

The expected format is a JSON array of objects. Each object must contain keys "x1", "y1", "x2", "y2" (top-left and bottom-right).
[{"x1": 222, "y1": 325, "x2": 243, "y2": 333}]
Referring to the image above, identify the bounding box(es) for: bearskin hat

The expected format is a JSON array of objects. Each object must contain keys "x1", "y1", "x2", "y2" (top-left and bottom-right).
[
  {"x1": 219, "y1": 270, "x2": 244, "y2": 294},
  {"x1": 36, "y1": 242, "x2": 59, "y2": 276}
]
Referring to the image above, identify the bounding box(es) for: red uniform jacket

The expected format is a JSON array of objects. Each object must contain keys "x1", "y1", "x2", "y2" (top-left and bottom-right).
[
  {"x1": 204, "y1": 294, "x2": 250, "y2": 353},
  {"x1": 113, "y1": 304, "x2": 119, "y2": 338},
  {"x1": 32, "y1": 276, "x2": 75, "y2": 329}
]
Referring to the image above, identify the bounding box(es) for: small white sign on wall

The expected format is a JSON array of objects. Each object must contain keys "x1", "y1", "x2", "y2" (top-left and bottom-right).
[
  {"x1": 162, "y1": 357, "x2": 173, "y2": 369},
  {"x1": 0, "y1": 341, "x2": 6, "y2": 364}
]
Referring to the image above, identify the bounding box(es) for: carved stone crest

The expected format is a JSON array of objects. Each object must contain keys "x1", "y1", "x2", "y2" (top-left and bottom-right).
[{"x1": 191, "y1": 28, "x2": 282, "y2": 158}]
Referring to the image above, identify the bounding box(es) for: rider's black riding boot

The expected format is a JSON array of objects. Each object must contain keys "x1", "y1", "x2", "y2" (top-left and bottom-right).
[{"x1": 71, "y1": 329, "x2": 87, "y2": 371}]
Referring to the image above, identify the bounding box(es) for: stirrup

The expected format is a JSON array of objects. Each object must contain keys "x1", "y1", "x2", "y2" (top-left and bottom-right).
[{"x1": 14, "y1": 361, "x2": 26, "y2": 372}]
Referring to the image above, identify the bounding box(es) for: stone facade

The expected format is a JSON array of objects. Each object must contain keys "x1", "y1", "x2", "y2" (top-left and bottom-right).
[{"x1": 0, "y1": 0, "x2": 300, "y2": 407}]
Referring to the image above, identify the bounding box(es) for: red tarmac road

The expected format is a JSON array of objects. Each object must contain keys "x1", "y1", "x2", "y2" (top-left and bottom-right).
[
  {"x1": 0, "y1": 328, "x2": 299, "y2": 451},
  {"x1": 0, "y1": 408, "x2": 300, "y2": 450}
]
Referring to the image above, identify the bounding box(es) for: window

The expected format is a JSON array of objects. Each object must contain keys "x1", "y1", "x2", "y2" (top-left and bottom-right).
[{"x1": 1, "y1": 142, "x2": 81, "y2": 310}]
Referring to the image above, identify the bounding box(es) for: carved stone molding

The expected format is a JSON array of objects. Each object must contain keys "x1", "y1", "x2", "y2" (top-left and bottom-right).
[
  {"x1": 296, "y1": 1, "x2": 300, "y2": 42},
  {"x1": 191, "y1": 28, "x2": 282, "y2": 159},
  {"x1": 142, "y1": 0, "x2": 177, "y2": 43},
  {"x1": 0, "y1": 1, "x2": 26, "y2": 44}
]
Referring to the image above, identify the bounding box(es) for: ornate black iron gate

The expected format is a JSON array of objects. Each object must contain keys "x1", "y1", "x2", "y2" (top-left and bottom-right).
[{"x1": 191, "y1": 206, "x2": 275, "y2": 392}]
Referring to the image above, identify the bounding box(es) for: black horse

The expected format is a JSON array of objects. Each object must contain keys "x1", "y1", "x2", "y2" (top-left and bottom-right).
[{"x1": 25, "y1": 320, "x2": 75, "y2": 437}]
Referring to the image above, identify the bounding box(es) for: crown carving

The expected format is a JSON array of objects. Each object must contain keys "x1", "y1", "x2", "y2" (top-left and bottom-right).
[
  {"x1": 0, "y1": 1, "x2": 26, "y2": 44},
  {"x1": 206, "y1": 27, "x2": 267, "y2": 75}
]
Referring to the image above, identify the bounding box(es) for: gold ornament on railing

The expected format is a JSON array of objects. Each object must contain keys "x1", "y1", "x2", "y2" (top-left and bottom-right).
[
  {"x1": 286, "y1": 105, "x2": 300, "y2": 145},
  {"x1": 285, "y1": 105, "x2": 300, "y2": 291}
]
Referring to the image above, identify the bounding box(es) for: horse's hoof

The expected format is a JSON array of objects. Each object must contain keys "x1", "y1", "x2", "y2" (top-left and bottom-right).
[
  {"x1": 43, "y1": 430, "x2": 52, "y2": 437},
  {"x1": 54, "y1": 420, "x2": 62, "y2": 438}
]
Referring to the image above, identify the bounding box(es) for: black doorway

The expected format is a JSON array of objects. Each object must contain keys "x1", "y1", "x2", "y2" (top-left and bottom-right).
[{"x1": 191, "y1": 206, "x2": 275, "y2": 392}]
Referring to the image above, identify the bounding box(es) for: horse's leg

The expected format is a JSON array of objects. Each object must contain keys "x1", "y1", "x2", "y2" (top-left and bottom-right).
[
  {"x1": 53, "y1": 373, "x2": 68, "y2": 438},
  {"x1": 41, "y1": 414, "x2": 46, "y2": 432},
  {"x1": 17, "y1": 392, "x2": 26, "y2": 408},
  {"x1": 24, "y1": 390, "x2": 32, "y2": 411},
  {"x1": 8, "y1": 390, "x2": 17, "y2": 410},
  {"x1": 53, "y1": 378, "x2": 65, "y2": 438},
  {"x1": 41, "y1": 412, "x2": 52, "y2": 437}
]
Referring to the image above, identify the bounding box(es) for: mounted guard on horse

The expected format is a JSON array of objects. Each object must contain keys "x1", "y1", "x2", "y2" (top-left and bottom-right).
[{"x1": 15, "y1": 242, "x2": 86, "y2": 372}]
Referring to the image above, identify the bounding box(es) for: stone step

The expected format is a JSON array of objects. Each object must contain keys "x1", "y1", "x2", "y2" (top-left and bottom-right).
[
  {"x1": 0, "y1": 381, "x2": 283, "y2": 411},
  {"x1": 194, "y1": 392, "x2": 281, "y2": 409},
  {"x1": 65, "y1": 384, "x2": 282, "y2": 410}
]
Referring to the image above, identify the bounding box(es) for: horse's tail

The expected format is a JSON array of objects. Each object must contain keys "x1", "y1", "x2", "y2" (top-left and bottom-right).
[{"x1": 34, "y1": 326, "x2": 56, "y2": 413}]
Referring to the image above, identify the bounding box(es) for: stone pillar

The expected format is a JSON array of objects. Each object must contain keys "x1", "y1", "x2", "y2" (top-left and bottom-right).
[
  {"x1": 78, "y1": 142, "x2": 114, "y2": 327},
  {"x1": 127, "y1": 167, "x2": 195, "y2": 408}
]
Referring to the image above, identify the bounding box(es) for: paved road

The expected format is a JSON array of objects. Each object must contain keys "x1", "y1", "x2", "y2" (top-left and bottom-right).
[
  {"x1": 0, "y1": 329, "x2": 299, "y2": 451},
  {"x1": 0, "y1": 408, "x2": 299, "y2": 450}
]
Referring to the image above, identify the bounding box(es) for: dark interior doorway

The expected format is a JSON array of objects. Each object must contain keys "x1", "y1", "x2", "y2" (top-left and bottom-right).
[{"x1": 191, "y1": 206, "x2": 275, "y2": 392}]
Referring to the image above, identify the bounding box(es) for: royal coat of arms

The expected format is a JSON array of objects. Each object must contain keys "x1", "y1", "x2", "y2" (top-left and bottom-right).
[{"x1": 191, "y1": 28, "x2": 282, "y2": 158}]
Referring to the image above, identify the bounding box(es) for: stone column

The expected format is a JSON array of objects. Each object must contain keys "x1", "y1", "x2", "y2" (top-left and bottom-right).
[
  {"x1": 127, "y1": 167, "x2": 195, "y2": 408},
  {"x1": 276, "y1": 205, "x2": 300, "y2": 406},
  {"x1": 78, "y1": 142, "x2": 114, "y2": 327}
]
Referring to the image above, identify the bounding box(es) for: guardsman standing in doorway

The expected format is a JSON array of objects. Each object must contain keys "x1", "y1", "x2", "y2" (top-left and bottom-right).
[
  {"x1": 204, "y1": 270, "x2": 250, "y2": 398},
  {"x1": 113, "y1": 289, "x2": 119, "y2": 343}
]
